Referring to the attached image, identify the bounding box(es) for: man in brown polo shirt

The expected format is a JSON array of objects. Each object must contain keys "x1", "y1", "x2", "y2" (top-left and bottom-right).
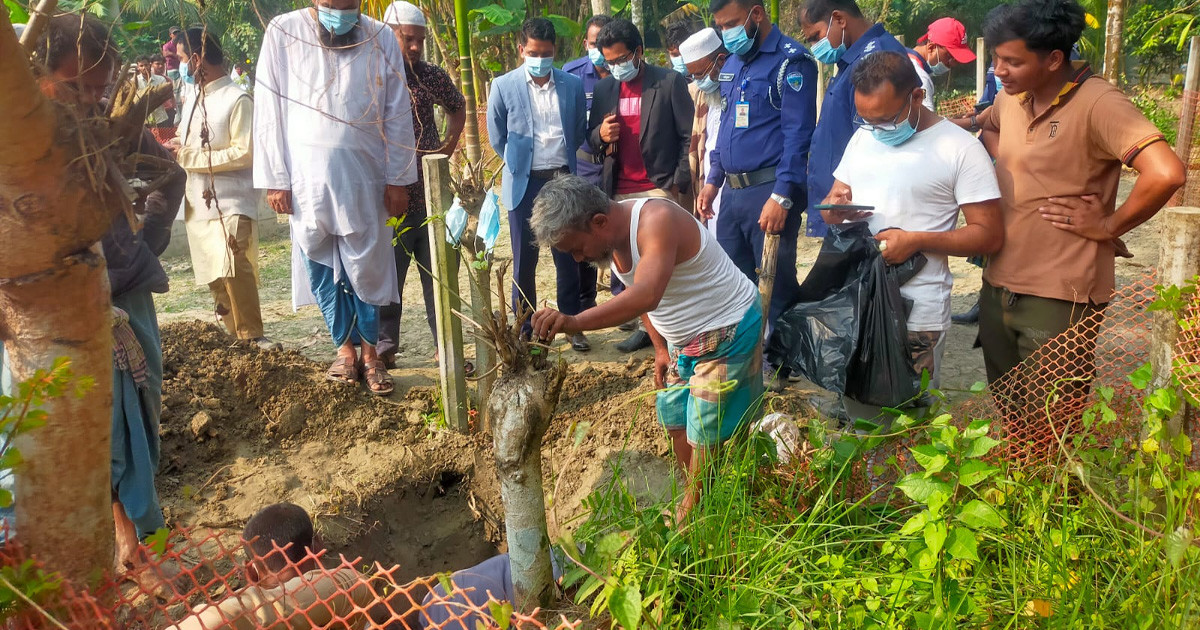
[{"x1": 971, "y1": 0, "x2": 1184, "y2": 384}]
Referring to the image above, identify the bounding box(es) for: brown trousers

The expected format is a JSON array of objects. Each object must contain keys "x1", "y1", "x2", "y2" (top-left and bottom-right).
[{"x1": 208, "y1": 215, "x2": 264, "y2": 340}]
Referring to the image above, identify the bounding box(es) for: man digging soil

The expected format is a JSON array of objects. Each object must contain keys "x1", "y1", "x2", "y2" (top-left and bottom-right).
[{"x1": 530, "y1": 175, "x2": 764, "y2": 523}]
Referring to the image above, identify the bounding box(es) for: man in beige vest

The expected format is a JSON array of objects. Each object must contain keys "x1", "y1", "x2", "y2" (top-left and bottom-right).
[{"x1": 173, "y1": 28, "x2": 279, "y2": 350}]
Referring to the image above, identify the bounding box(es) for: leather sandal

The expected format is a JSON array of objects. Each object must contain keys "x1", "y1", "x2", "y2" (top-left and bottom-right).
[
  {"x1": 326, "y1": 356, "x2": 358, "y2": 384},
  {"x1": 361, "y1": 359, "x2": 394, "y2": 396}
]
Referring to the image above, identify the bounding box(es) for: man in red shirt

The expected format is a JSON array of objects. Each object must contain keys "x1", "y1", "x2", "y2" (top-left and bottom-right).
[{"x1": 588, "y1": 17, "x2": 695, "y2": 351}]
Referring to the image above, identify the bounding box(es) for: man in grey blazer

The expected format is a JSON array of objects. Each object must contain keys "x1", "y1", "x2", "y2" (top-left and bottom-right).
[{"x1": 487, "y1": 18, "x2": 593, "y2": 350}]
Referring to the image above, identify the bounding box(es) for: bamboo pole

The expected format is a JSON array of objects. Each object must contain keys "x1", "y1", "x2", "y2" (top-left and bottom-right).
[
  {"x1": 424, "y1": 154, "x2": 470, "y2": 432},
  {"x1": 454, "y1": 0, "x2": 481, "y2": 163},
  {"x1": 1175, "y1": 36, "x2": 1200, "y2": 206}
]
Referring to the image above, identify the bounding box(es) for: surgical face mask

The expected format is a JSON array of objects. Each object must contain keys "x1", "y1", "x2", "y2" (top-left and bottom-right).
[
  {"x1": 588, "y1": 46, "x2": 606, "y2": 68},
  {"x1": 610, "y1": 57, "x2": 640, "y2": 82},
  {"x1": 180, "y1": 60, "x2": 196, "y2": 85},
  {"x1": 317, "y1": 6, "x2": 359, "y2": 36},
  {"x1": 695, "y1": 74, "x2": 720, "y2": 93},
  {"x1": 929, "y1": 48, "x2": 949, "y2": 76},
  {"x1": 811, "y1": 16, "x2": 846, "y2": 64},
  {"x1": 871, "y1": 101, "x2": 920, "y2": 147},
  {"x1": 670, "y1": 55, "x2": 688, "y2": 75},
  {"x1": 525, "y1": 54, "x2": 553, "y2": 78},
  {"x1": 721, "y1": 10, "x2": 759, "y2": 57}
]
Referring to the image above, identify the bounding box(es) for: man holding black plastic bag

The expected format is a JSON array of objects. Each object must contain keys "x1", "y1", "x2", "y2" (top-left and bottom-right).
[{"x1": 820, "y1": 51, "x2": 1002, "y2": 403}]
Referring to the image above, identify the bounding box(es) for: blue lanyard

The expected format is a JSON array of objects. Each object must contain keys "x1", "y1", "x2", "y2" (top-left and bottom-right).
[{"x1": 739, "y1": 78, "x2": 749, "y2": 102}]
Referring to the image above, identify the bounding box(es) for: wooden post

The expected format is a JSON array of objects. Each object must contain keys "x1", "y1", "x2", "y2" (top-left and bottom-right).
[
  {"x1": 1151, "y1": 207, "x2": 1200, "y2": 438},
  {"x1": 424, "y1": 154, "x2": 470, "y2": 432},
  {"x1": 975, "y1": 37, "x2": 987, "y2": 103},
  {"x1": 758, "y1": 233, "x2": 780, "y2": 329},
  {"x1": 1175, "y1": 37, "x2": 1200, "y2": 208}
]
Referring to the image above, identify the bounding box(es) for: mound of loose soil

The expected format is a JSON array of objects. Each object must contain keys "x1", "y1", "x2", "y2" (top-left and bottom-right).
[{"x1": 156, "y1": 321, "x2": 673, "y2": 582}]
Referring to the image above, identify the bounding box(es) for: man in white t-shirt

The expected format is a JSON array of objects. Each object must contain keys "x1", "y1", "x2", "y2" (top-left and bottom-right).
[{"x1": 822, "y1": 50, "x2": 1002, "y2": 386}]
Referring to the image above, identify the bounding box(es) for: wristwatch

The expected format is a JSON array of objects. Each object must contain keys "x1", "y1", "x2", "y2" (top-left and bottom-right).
[{"x1": 770, "y1": 193, "x2": 794, "y2": 210}]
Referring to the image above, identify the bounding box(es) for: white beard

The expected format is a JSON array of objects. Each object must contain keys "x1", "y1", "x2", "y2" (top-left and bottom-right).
[{"x1": 703, "y1": 90, "x2": 725, "y2": 111}]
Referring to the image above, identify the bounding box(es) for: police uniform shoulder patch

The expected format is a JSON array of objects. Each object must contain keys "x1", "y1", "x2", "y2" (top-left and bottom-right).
[
  {"x1": 719, "y1": 72, "x2": 736, "y2": 82},
  {"x1": 786, "y1": 71, "x2": 804, "y2": 92}
]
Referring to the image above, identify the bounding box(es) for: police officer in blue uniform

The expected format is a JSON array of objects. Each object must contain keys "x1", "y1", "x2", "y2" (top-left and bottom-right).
[
  {"x1": 698, "y1": 0, "x2": 817, "y2": 329},
  {"x1": 563, "y1": 15, "x2": 614, "y2": 189},
  {"x1": 800, "y1": 0, "x2": 908, "y2": 237}
]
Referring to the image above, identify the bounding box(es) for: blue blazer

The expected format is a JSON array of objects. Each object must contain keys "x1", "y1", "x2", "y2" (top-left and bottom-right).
[{"x1": 486, "y1": 67, "x2": 587, "y2": 211}]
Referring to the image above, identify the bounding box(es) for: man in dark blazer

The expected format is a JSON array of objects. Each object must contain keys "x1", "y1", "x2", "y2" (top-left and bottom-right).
[
  {"x1": 588, "y1": 18, "x2": 695, "y2": 352},
  {"x1": 589, "y1": 18, "x2": 694, "y2": 203},
  {"x1": 487, "y1": 17, "x2": 593, "y2": 350}
]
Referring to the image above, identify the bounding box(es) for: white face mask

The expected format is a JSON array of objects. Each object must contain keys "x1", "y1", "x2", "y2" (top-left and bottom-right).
[{"x1": 929, "y1": 47, "x2": 949, "y2": 76}]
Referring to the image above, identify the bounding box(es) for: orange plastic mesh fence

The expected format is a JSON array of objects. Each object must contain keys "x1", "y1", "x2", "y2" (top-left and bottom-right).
[
  {"x1": 2, "y1": 528, "x2": 582, "y2": 630},
  {"x1": 840, "y1": 270, "x2": 1199, "y2": 496},
  {"x1": 935, "y1": 95, "x2": 976, "y2": 120},
  {"x1": 1178, "y1": 90, "x2": 1200, "y2": 207}
]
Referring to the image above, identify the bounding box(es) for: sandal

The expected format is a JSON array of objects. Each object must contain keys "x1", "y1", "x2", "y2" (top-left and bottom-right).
[
  {"x1": 361, "y1": 359, "x2": 394, "y2": 396},
  {"x1": 326, "y1": 356, "x2": 358, "y2": 384}
]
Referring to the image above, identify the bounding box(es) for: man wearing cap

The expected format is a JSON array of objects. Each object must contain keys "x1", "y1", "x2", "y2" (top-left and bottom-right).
[
  {"x1": 378, "y1": 0, "x2": 467, "y2": 368},
  {"x1": 680, "y1": 28, "x2": 727, "y2": 240},
  {"x1": 799, "y1": 0, "x2": 908, "y2": 238},
  {"x1": 163, "y1": 26, "x2": 185, "y2": 81},
  {"x1": 914, "y1": 17, "x2": 976, "y2": 80},
  {"x1": 698, "y1": 0, "x2": 817, "y2": 330}
]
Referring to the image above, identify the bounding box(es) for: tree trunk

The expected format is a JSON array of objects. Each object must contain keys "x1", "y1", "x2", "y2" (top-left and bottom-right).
[
  {"x1": 630, "y1": 0, "x2": 643, "y2": 32},
  {"x1": 454, "y1": 0, "x2": 481, "y2": 163},
  {"x1": 489, "y1": 360, "x2": 567, "y2": 611},
  {"x1": 1103, "y1": 0, "x2": 1124, "y2": 85},
  {"x1": 589, "y1": 0, "x2": 611, "y2": 16},
  {"x1": 1, "y1": 8, "x2": 117, "y2": 586}
]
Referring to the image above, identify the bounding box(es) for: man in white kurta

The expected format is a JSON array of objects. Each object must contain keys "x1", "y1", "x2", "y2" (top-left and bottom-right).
[
  {"x1": 253, "y1": 0, "x2": 417, "y2": 395},
  {"x1": 174, "y1": 28, "x2": 277, "y2": 349}
]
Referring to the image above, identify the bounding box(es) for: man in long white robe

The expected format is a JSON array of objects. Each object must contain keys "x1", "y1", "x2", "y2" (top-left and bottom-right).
[{"x1": 253, "y1": 0, "x2": 417, "y2": 395}]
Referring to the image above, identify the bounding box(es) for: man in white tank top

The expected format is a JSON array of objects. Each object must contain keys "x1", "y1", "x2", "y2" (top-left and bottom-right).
[{"x1": 529, "y1": 176, "x2": 763, "y2": 523}]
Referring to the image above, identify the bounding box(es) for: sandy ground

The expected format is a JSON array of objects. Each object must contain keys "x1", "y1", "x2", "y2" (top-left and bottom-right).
[{"x1": 152, "y1": 175, "x2": 1157, "y2": 581}]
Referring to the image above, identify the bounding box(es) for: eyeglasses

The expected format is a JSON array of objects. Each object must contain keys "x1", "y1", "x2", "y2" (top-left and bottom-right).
[
  {"x1": 852, "y1": 94, "x2": 914, "y2": 131},
  {"x1": 605, "y1": 50, "x2": 637, "y2": 66},
  {"x1": 688, "y1": 55, "x2": 723, "y2": 81}
]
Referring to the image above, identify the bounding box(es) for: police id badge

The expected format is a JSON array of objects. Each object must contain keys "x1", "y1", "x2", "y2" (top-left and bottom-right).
[{"x1": 735, "y1": 100, "x2": 750, "y2": 128}]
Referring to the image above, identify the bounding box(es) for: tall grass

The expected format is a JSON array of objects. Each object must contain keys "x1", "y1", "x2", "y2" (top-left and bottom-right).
[{"x1": 559, "y1": 378, "x2": 1200, "y2": 629}]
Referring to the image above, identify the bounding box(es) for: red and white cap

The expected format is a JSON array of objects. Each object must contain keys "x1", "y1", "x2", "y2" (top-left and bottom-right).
[{"x1": 918, "y1": 17, "x2": 976, "y2": 64}]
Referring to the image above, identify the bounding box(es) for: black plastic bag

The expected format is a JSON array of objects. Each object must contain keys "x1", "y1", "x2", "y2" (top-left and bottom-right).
[
  {"x1": 766, "y1": 222, "x2": 925, "y2": 405},
  {"x1": 843, "y1": 254, "x2": 922, "y2": 406}
]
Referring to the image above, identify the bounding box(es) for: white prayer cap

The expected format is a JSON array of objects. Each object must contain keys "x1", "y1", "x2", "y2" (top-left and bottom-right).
[
  {"x1": 679, "y1": 28, "x2": 722, "y2": 64},
  {"x1": 383, "y1": 1, "x2": 426, "y2": 26}
]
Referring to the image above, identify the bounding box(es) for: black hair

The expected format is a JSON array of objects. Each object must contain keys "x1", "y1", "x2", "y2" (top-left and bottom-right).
[
  {"x1": 35, "y1": 13, "x2": 119, "y2": 73},
  {"x1": 800, "y1": 0, "x2": 864, "y2": 24},
  {"x1": 521, "y1": 17, "x2": 557, "y2": 47},
  {"x1": 851, "y1": 50, "x2": 920, "y2": 95},
  {"x1": 596, "y1": 18, "x2": 643, "y2": 53},
  {"x1": 584, "y1": 14, "x2": 614, "y2": 33},
  {"x1": 664, "y1": 20, "x2": 701, "y2": 51},
  {"x1": 135, "y1": 54, "x2": 151, "y2": 64},
  {"x1": 983, "y1": 0, "x2": 1085, "y2": 57},
  {"x1": 150, "y1": 53, "x2": 165, "y2": 63},
  {"x1": 709, "y1": 0, "x2": 765, "y2": 14},
  {"x1": 182, "y1": 27, "x2": 224, "y2": 66},
  {"x1": 242, "y1": 503, "x2": 315, "y2": 572}
]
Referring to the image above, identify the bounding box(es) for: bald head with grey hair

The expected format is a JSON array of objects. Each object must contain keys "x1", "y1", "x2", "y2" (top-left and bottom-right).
[{"x1": 530, "y1": 175, "x2": 613, "y2": 247}]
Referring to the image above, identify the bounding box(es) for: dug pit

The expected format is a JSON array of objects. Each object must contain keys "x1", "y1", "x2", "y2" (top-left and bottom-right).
[{"x1": 156, "y1": 322, "x2": 674, "y2": 580}]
